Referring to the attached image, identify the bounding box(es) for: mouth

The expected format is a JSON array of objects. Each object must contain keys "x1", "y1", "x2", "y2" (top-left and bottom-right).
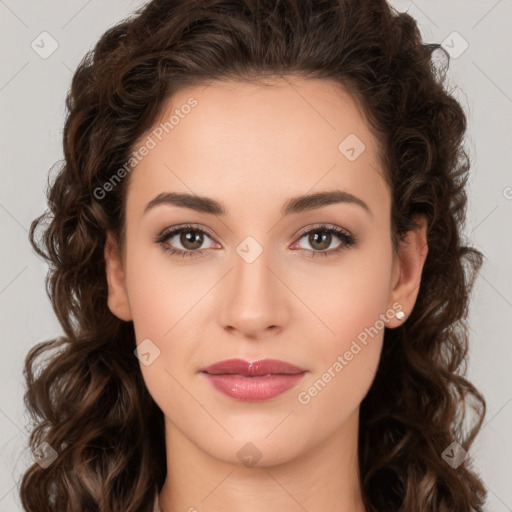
[
  {"x1": 200, "y1": 358, "x2": 307, "y2": 376},
  {"x1": 200, "y1": 358, "x2": 308, "y2": 401}
]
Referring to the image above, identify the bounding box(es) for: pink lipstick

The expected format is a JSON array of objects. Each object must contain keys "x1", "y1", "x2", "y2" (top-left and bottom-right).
[{"x1": 200, "y1": 358, "x2": 307, "y2": 401}]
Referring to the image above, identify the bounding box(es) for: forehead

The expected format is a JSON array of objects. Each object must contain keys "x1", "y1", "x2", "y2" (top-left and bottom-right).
[{"x1": 127, "y1": 77, "x2": 388, "y2": 218}]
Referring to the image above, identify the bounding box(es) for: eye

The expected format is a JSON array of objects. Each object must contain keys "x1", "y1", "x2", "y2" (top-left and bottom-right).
[
  {"x1": 290, "y1": 224, "x2": 357, "y2": 258},
  {"x1": 155, "y1": 223, "x2": 357, "y2": 259},
  {"x1": 154, "y1": 224, "x2": 218, "y2": 258}
]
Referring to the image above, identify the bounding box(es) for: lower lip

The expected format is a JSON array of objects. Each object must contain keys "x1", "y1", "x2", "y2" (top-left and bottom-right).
[{"x1": 202, "y1": 372, "x2": 307, "y2": 401}]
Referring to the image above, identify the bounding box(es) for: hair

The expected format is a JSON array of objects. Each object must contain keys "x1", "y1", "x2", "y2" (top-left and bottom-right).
[{"x1": 19, "y1": 0, "x2": 487, "y2": 510}]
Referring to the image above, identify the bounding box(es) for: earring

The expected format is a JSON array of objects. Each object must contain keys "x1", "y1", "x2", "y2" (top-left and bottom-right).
[{"x1": 395, "y1": 310, "x2": 405, "y2": 320}]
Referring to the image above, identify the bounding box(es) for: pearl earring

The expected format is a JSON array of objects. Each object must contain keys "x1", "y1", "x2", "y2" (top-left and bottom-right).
[{"x1": 395, "y1": 310, "x2": 405, "y2": 320}]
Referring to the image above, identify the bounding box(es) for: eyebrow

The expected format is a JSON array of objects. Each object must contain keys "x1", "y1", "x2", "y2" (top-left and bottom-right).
[{"x1": 143, "y1": 190, "x2": 372, "y2": 217}]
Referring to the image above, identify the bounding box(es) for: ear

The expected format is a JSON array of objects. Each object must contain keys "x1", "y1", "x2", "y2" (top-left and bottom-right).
[
  {"x1": 104, "y1": 231, "x2": 133, "y2": 322},
  {"x1": 386, "y1": 215, "x2": 429, "y2": 328}
]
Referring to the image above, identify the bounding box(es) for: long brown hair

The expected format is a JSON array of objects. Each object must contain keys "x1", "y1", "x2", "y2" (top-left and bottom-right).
[{"x1": 20, "y1": 0, "x2": 487, "y2": 510}]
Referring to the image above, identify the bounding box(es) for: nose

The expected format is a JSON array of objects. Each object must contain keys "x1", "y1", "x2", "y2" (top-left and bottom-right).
[{"x1": 218, "y1": 245, "x2": 289, "y2": 340}]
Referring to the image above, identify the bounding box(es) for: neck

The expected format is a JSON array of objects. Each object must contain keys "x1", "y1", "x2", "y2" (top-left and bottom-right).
[{"x1": 157, "y1": 408, "x2": 366, "y2": 512}]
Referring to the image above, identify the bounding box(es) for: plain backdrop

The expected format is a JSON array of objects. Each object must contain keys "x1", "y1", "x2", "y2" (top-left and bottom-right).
[{"x1": 1, "y1": 1, "x2": 511, "y2": 510}]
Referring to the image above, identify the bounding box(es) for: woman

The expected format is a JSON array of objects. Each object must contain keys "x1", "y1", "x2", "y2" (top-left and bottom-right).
[{"x1": 20, "y1": 0, "x2": 487, "y2": 511}]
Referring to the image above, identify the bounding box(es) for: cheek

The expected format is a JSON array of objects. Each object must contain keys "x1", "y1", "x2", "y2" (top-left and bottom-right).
[
  {"x1": 123, "y1": 245, "x2": 207, "y2": 408},
  {"x1": 296, "y1": 234, "x2": 393, "y2": 349},
  {"x1": 295, "y1": 302, "x2": 387, "y2": 434},
  {"x1": 126, "y1": 263, "x2": 195, "y2": 415},
  {"x1": 295, "y1": 236, "x2": 393, "y2": 406},
  {"x1": 124, "y1": 243, "x2": 202, "y2": 340}
]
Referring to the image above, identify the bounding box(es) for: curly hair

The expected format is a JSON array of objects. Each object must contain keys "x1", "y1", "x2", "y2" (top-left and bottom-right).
[{"x1": 20, "y1": 0, "x2": 487, "y2": 510}]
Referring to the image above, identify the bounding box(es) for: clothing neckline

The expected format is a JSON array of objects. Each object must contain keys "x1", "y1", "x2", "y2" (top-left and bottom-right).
[{"x1": 153, "y1": 490, "x2": 161, "y2": 512}]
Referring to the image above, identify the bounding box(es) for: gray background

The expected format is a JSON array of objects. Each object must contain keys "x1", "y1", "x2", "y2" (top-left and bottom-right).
[{"x1": 1, "y1": 1, "x2": 511, "y2": 510}]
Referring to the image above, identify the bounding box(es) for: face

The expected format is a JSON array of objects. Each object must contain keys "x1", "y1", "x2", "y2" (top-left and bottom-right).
[{"x1": 105, "y1": 77, "x2": 427, "y2": 467}]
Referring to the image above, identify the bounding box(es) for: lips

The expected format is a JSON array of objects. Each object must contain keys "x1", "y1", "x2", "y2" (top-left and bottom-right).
[
  {"x1": 200, "y1": 358, "x2": 306, "y2": 376},
  {"x1": 200, "y1": 359, "x2": 308, "y2": 401}
]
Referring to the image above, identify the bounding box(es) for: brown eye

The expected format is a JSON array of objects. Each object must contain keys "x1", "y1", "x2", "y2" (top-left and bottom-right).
[
  {"x1": 155, "y1": 224, "x2": 217, "y2": 257},
  {"x1": 179, "y1": 230, "x2": 204, "y2": 250},
  {"x1": 307, "y1": 230, "x2": 333, "y2": 251},
  {"x1": 291, "y1": 224, "x2": 357, "y2": 258}
]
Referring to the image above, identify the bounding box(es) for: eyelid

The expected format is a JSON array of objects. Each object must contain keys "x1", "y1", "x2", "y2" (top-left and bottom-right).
[
  {"x1": 155, "y1": 223, "x2": 218, "y2": 243},
  {"x1": 293, "y1": 222, "x2": 353, "y2": 241},
  {"x1": 155, "y1": 223, "x2": 351, "y2": 244}
]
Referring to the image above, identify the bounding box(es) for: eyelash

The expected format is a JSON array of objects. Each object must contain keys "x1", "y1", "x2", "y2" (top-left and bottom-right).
[{"x1": 154, "y1": 223, "x2": 358, "y2": 259}]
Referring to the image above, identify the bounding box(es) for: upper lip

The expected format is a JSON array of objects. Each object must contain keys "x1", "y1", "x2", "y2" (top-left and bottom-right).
[{"x1": 200, "y1": 358, "x2": 306, "y2": 376}]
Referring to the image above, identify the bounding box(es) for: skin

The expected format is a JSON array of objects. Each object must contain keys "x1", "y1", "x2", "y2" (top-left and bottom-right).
[{"x1": 104, "y1": 77, "x2": 428, "y2": 512}]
